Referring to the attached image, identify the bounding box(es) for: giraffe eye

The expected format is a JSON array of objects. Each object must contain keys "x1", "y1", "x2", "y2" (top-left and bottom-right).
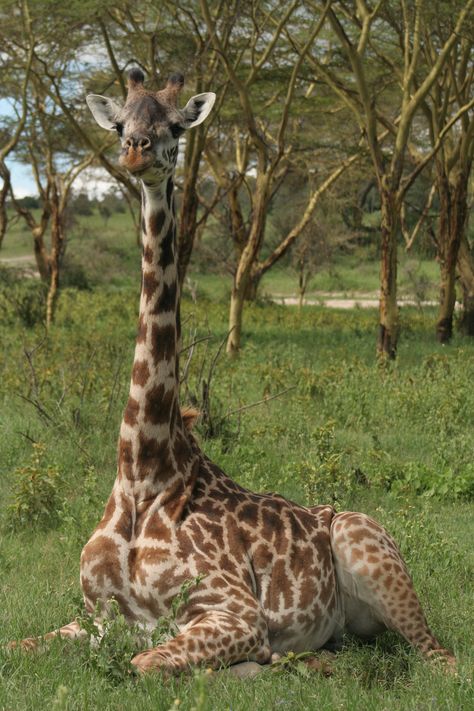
[
  {"x1": 114, "y1": 123, "x2": 123, "y2": 136},
  {"x1": 169, "y1": 123, "x2": 183, "y2": 139}
]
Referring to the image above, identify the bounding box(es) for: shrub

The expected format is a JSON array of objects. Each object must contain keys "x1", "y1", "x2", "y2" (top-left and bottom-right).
[
  {"x1": 297, "y1": 421, "x2": 355, "y2": 508},
  {"x1": 77, "y1": 577, "x2": 204, "y2": 682},
  {"x1": 8, "y1": 443, "x2": 61, "y2": 530},
  {"x1": 0, "y1": 266, "x2": 47, "y2": 327}
]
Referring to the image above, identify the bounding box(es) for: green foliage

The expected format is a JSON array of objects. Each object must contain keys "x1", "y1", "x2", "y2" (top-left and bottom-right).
[
  {"x1": 1, "y1": 286, "x2": 474, "y2": 709},
  {"x1": 8, "y1": 442, "x2": 61, "y2": 530},
  {"x1": 77, "y1": 599, "x2": 142, "y2": 682},
  {"x1": 60, "y1": 465, "x2": 102, "y2": 542},
  {"x1": 77, "y1": 577, "x2": 205, "y2": 682},
  {"x1": 0, "y1": 266, "x2": 47, "y2": 328},
  {"x1": 296, "y1": 421, "x2": 355, "y2": 508},
  {"x1": 150, "y1": 575, "x2": 206, "y2": 646}
]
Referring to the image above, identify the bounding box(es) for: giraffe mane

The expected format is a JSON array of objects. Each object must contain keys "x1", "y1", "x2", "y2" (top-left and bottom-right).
[{"x1": 180, "y1": 406, "x2": 200, "y2": 431}]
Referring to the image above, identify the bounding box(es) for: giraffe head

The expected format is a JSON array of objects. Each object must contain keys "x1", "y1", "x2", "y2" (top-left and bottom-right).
[{"x1": 86, "y1": 69, "x2": 215, "y2": 182}]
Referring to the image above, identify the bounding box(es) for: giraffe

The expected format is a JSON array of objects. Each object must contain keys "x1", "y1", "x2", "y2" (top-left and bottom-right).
[{"x1": 9, "y1": 69, "x2": 455, "y2": 675}]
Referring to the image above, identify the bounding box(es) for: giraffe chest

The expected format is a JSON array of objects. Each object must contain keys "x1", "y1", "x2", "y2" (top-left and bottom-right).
[{"x1": 79, "y1": 495, "x2": 188, "y2": 625}]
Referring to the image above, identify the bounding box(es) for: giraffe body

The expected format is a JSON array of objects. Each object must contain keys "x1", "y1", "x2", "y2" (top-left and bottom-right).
[
  {"x1": 81, "y1": 464, "x2": 341, "y2": 664},
  {"x1": 10, "y1": 69, "x2": 454, "y2": 674},
  {"x1": 80, "y1": 459, "x2": 451, "y2": 673}
]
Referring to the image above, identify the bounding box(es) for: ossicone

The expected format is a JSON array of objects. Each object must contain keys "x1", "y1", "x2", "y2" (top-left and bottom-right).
[{"x1": 128, "y1": 68, "x2": 145, "y2": 90}]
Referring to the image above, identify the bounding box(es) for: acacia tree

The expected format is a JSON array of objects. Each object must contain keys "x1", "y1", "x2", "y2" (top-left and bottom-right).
[
  {"x1": 307, "y1": 0, "x2": 474, "y2": 358},
  {"x1": 419, "y1": 30, "x2": 474, "y2": 342},
  {"x1": 200, "y1": 0, "x2": 362, "y2": 354},
  {"x1": 0, "y1": 0, "x2": 34, "y2": 248},
  {"x1": 457, "y1": 234, "x2": 474, "y2": 336},
  {"x1": 11, "y1": 75, "x2": 101, "y2": 327}
]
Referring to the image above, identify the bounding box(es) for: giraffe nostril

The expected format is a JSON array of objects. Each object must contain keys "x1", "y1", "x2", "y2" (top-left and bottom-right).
[
  {"x1": 124, "y1": 136, "x2": 151, "y2": 151},
  {"x1": 139, "y1": 137, "x2": 152, "y2": 151}
]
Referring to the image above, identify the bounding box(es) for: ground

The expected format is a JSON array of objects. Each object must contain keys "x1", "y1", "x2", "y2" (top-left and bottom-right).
[{"x1": 0, "y1": 279, "x2": 473, "y2": 709}]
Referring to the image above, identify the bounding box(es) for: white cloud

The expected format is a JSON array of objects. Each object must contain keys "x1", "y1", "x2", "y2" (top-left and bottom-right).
[{"x1": 73, "y1": 167, "x2": 119, "y2": 199}]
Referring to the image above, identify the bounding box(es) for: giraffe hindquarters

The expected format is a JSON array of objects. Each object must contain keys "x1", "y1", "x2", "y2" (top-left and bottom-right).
[
  {"x1": 131, "y1": 610, "x2": 271, "y2": 675},
  {"x1": 7, "y1": 620, "x2": 87, "y2": 652},
  {"x1": 330, "y1": 511, "x2": 455, "y2": 667}
]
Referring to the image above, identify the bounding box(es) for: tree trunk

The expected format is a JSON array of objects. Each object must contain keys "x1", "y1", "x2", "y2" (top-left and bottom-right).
[
  {"x1": 226, "y1": 174, "x2": 270, "y2": 354},
  {"x1": 244, "y1": 269, "x2": 261, "y2": 301},
  {"x1": 178, "y1": 187, "x2": 199, "y2": 285},
  {"x1": 46, "y1": 190, "x2": 66, "y2": 329},
  {"x1": 33, "y1": 229, "x2": 50, "y2": 281},
  {"x1": 0, "y1": 165, "x2": 10, "y2": 249},
  {"x1": 456, "y1": 234, "x2": 474, "y2": 336},
  {"x1": 178, "y1": 127, "x2": 206, "y2": 286},
  {"x1": 377, "y1": 188, "x2": 399, "y2": 359},
  {"x1": 435, "y1": 166, "x2": 470, "y2": 343},
  {"x1": 227, "y1": 279, "x2": 247, "y2": 356},
  {"x1": 46, "y1": 259, "x2": 59, "y2": 330},
  {"x1": 437, "y1": 258, "x2": 457, "y2": 343}
]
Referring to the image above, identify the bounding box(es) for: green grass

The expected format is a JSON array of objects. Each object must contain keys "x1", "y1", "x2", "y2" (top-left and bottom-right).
[
  {"x1": 1, "y1": 207, "x2": 441, "y2": 301},
  {"x1": 1, "y1": 285, "x2": 473, "y2": 710},
  {"x1": 185, "y1": 253, "x2": 440, "y2": 303}
]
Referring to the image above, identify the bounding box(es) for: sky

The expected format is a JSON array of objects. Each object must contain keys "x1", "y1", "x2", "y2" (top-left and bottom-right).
[
  {"x1": 1, "y1": 97, "x2": 114, "y2": 199},
  {"x1": 5, "y1": 159, "x2": 114, "y2": 199}
]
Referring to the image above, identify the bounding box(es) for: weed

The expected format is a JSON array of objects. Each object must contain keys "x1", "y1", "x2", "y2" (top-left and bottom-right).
[
  {"x1": 76, "y1": 577, "x2": 205, "y2": 682},
  {"x1": 7, "y1": 442, "x2": 61, "y2": 530},
  {"x1": 297, "y1": 421, "x2": 355, "y2": 508},
  {"x1": 61, "y1": 465, "x2": 102, "y2": 541},
  {"x1": 77, "y1": 599, "x2": 143, "y2": 682},
  {"x1": 0, "y1": 266, "x2": 47, "y2": 328},
  {"x1": 150, "y1": 575, "x2": 206, "y2": 646}
]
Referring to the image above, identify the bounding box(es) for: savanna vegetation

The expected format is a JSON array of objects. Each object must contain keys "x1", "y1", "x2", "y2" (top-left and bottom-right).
[
  {"x1": 1, "y1": 265, "x2": 474, "y2": 710},
  {"x1": 1, "y1": 0, "x2": 474, "y2": 709}
]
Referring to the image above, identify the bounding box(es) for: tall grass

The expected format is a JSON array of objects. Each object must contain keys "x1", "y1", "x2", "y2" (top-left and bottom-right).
[{"x1": 0, "y1": 288, "x2": 473, "y2": 710}]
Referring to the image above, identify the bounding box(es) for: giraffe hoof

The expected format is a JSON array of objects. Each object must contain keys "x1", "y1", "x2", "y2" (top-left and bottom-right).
[{"x1": 227, "y1": 661, "x2": 267, "y2": 679}]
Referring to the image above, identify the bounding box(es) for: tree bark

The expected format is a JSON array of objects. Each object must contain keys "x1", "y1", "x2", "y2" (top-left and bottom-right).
[
  {"x1": 377, "y1": 187, "x2": 399, "y2": 359},
  {"x1": 227, "y1": 278, "x2": 248, "y2": 356},
  {"x1": 244, "y1": 270, "x2": 261, "y2": 301},
  {"x1": 456, "y1": 235, "x2": 474, "y2": 336},
  {"x1": 435, "y1": 164, "x2": 470, "y2": 343},
  {"x1": 226, "y1": 173, "x2": 270, "y2": 354},
  {"x1": 33, "y1": 228, "x2": 50, "y2": 281},
  {"x1": 178, "y1": 127, "x2": 206, "y2": 286},
  {"x1": 46, "y1": 186, "x2": 66, "y2": 329}
]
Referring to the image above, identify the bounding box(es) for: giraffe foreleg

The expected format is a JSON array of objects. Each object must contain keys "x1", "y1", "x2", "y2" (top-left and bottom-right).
[
  {"x1": 131, "y1": 610, "x2": 271, "y2": 675},
  {"x1": 7, "y1": 620, "x2": 88, "y2": 652},
  {"x1": 330, "y1": 512, "x2": 456, "y2": 667}
]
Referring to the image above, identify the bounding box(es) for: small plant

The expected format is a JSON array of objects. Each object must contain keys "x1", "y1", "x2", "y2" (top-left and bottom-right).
[
  {"x1": 189, "y1": 668, "x2": 214, "y2": 711},
  {"x1": 61, "y1": 465, "x2": 102, "y2": 541},
  {"x1": 77, "y1": 599, "x2": 144, "y2": 682},
  {"x1": 8, "y1": 443, "x2": 61, "y2": 530},
  {"x1": 298, "y1": 421, "x2": 354, "y2": 508},
  {"x1": 151, "y1": 575, "x2": 205, "y2": 646},
  {"x1": 77, "y1": 576, "x2": 205, "y2": 682},
  {"x1": 0, "y1": 266, "x2": 47, "y2": 328},
  {"x1": 270, "y1": 650, "x2": 332, "y2": 678}
]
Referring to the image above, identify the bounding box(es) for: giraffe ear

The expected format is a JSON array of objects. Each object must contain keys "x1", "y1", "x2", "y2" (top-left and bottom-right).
[
  {"x1": 181, "y1": 92, "x2": 216, "y2": 129},
  {"x1": 86, "y1": 94, "x2": 123, "y2": 131}
]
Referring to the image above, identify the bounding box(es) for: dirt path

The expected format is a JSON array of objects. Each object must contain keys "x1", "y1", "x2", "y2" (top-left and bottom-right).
[
  {"x1": 272, "y1": 292, "x2": 439, "y2": 309},
  {"x1": 0, "y1": 254, "x2": 37, "y2": 265},
  {"x1": 0, "y1": 256, "x2": 439, "y2": 309}
]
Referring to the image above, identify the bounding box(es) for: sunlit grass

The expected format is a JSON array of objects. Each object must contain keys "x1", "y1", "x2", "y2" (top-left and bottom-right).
[{"x1": 1, "y1": 287, "x2": 473, "y2": 710}]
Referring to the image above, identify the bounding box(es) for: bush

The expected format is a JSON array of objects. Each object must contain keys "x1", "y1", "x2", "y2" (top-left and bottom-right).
[
  {"x1": 0, "y1": 266, "x2": 47, "y2": 327},
  {"x1": 8, "y1": 443, "x2": 61, "y2": 530}
]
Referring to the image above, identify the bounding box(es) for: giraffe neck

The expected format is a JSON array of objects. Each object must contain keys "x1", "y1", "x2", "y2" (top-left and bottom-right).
[{"x1": 117, "y1": 175, "x2": 196, "y2": 505}]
